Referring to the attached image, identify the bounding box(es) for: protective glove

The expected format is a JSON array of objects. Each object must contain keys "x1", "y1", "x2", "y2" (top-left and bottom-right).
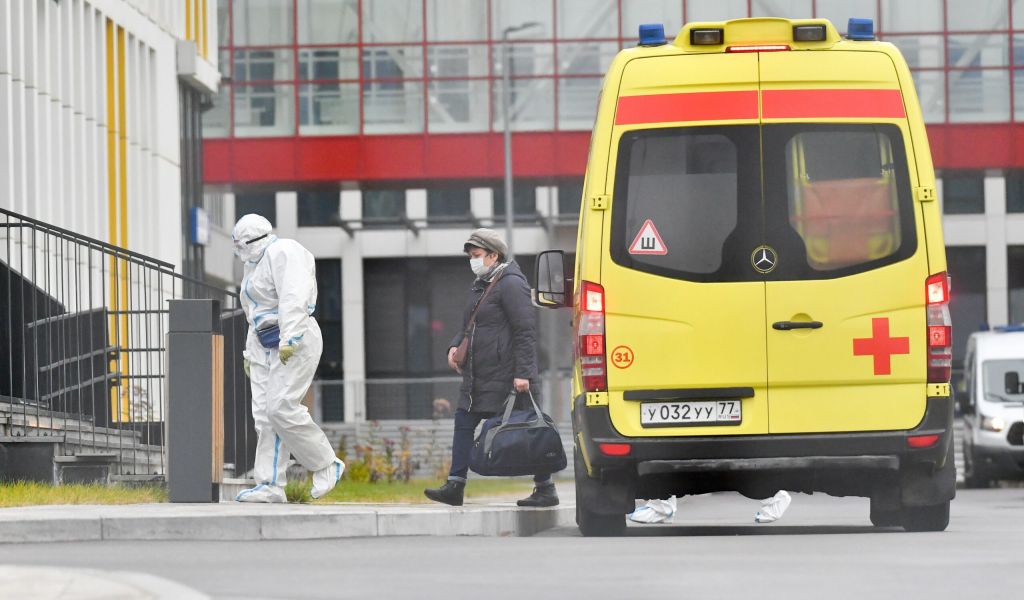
[
  {"x1": 279, "y1": 343, "x2": 297, "y2": 365},
  {"x1": 243, "y1": 358, "x2": 251, "y2": 378}
]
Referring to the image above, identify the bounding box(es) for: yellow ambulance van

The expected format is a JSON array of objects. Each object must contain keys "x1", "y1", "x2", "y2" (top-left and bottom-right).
[{"x1": 534, "y1": 17, "x2": 955, "y2": 535}]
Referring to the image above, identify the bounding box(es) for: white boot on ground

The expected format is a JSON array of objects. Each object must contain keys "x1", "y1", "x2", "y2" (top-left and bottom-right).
[
  {"x1": 235, "y1": 484, "x2": 287, "y2": 503},
  {"x1": 311, "y1": 458, "x2": 345, "y2": 500}
]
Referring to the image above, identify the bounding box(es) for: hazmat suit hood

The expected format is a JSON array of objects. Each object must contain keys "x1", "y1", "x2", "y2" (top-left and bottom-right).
[{"x1": 232, "y1": 214, "x2": 275, "y2": 264}]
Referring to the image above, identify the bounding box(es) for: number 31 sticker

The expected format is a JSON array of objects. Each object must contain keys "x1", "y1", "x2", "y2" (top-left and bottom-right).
[{"x1": 611, "y1": 345, "x2": 634, "y2": 369}]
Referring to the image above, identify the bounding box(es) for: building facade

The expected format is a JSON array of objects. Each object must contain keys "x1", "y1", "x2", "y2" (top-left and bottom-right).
[
  {"x1": 203, "y1": 0, "x2": 1024, "y2": 422},
  {"x1": 1, "y1": 0, "x2": 220, "y2": 271}
]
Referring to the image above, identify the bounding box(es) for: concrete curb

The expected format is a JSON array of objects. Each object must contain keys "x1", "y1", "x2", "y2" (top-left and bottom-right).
[{"x1": 0, "y1": 502, "x2": 575, "y2": 544}]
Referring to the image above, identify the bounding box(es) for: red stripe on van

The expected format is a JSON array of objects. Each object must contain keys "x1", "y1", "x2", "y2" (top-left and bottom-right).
[
  {"x1": 615, "y1": 91, "x2": 759, "y2": 125},
  {"x1": 762, "y1": 89, "x2": 906, "y2": 119}
]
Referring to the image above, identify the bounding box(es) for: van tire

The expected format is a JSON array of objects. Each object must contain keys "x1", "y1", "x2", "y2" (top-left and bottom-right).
[
  {"x1": 869, "y1": 503, "x2": 902, "y2": 528},
  {"x1": 961, "y1": 439, "x2": 990, "y2": 489},
  {"x1": 900, "y1": 501, "x2": 950, "y2": 532},
  {"x1": 574, "y1": 448, "x2": 627, "y2": 537}
]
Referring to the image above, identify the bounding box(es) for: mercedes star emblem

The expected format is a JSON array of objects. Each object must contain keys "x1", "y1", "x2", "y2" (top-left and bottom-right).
[{"x1": 751, "y1": 245, "x2": 778, "y2": 274}]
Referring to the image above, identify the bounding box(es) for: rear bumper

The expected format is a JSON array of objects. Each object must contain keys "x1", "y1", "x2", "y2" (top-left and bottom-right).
[{"x1": 575, "y1": 395, "x2": 954, "y2": 474}]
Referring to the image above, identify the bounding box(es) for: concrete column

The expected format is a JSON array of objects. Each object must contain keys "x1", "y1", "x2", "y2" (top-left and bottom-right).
[
  {"x1": 276, "y1": 191, "x2": 298, "y2": 238},
  {"x1": 985, "y1": 174, "x2": 1009, "y2": 326},
  {"x1": 407, "y1": 188, "x2": 427, "y2": 223},
  {"x1": 342, "y1": 243, "x2": 366, "y2": 422},
  {"x1": 471, "y1": 187, "x2": 493, "y2": 227}
]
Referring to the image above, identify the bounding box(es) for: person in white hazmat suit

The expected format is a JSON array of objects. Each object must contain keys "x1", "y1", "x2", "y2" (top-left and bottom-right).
[{"x1": 231, "y1": 214, "x2": 344, "y2": 503}]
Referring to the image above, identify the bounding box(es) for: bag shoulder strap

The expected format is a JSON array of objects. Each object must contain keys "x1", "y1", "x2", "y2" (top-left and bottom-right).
[{"x1": 463, "y1": 272, "x2": 504, "y2": 335}]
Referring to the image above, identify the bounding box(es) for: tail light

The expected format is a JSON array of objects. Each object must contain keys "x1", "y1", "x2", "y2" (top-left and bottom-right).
[
  {"x1": 907, "y1": 434, "x2": 940, "y2": 449},
  {"x1": 576, "y1": 281, "x2": 607, "y2": 392},
  {"x1": 926, "y1": 272, "x2": 952, "y2": 383}
]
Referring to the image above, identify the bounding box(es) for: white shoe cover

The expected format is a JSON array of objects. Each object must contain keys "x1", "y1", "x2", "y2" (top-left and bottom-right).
[
  {"x1": 311, "y1": 459, "x2": 345, "y2": 499},
  {"x1": 755, "y1": 490, "x2": 792, "y2": 523},
  {"x1": 628, "y1": 496, "x2": 678, "y2": 524},
  {"x1": 235, "y1": 484, "x2": 287, "y2": 503}
]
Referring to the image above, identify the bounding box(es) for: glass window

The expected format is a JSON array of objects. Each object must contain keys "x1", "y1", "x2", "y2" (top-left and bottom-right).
[
  {"x1": 947, "y1": 246, "x2": 988, "y2": 365},
  {"x1": 427, "y1": 188, "x2": 472, "y2": 219},
  {"x1": 428, "y1": 45, "x2": 489, "y2": 78},
  {"x1": 558, "y1": 0, "x2": 618, "y2": 39},
  {"x1": 557, "y1": 180, "x2": 583, "y2": 217},
  {"x1": 314, "y1": 258, "x2": 344, "y2": 420},
  {"x1": 1010, "y1": 246, "x2": 1024, "y2": 322},
  {"x1": 1007, "y1": 171, "x2": 1024, "y2": 212},
  {"x1": 300, "y1": 84, "x2": 359, "y2": 134},
  {"x1": 610, "y1": 127, "x2": 758, "y2": 282},
  {"x1": 888, "y1": 35, "x2": 944, "y2": 69},
  {"x1": 426, "y1": 0, "x2": 488, "y2": 41},
  {"x1": 814, "y1": 0, "x2": 877, "y2": 33},
  {"x1": 949, "y1": 70, "x2": 1010, "y2": 123},
  {"x1": 686, "y1": 0, "x2": 748, "y2": 21},
  {"x1": 363, "y1": 0, "x2": 423, "y2": 43},
  {"x1": 493, "y1": 78, "x2": 555, "y2": 131},
  {"x1": 557, "y1": 42, "x2": 617, "y2": 76},
  {"x1": 494, "y1": 43, "x2": 555, "y2": 76},
  {"x1": 493, "y1": 184, "x2": 539, "y2": 218},
  {"x1": 299, "y1": 48, "x2": 359, "y2": 82},
  {"x1": 558, "y1": 77, "x2": 601, "y2": 130},
  {"x1": 235, "y1": 192, "x2": 277, "y2": 226},
  {"x1": 232, "y1": 0, "x2": 293, "y2": 45},
  {"x1": 983, "y1": 359, "x2": 1024, "y2": 402},
  {"x1": 912, "y1": 70, "x2": 946, "y2": 123},
  {"x1": 234, "y1": 49, "x2": 294, "y2": 82},
  {"x1": 947, "y1": 0, "x2": 1008, "y2": 32},
  {"x1": 362, "y1": 47, "x2": 425, "y2": 134},
  {"x1": 297, "y1": 0, "x2": 358, "y2": 44},
  {"x1": 234, "y1": 84, "x2": 295, "y2": 136},
  {"x1": 428, "y1": 80, "x2": 489, "y2": 132},
  {"x1": 298, "y1": 191, "x2": 340, "y2": 227},
  {"x1": 881, "y1": 0, "x2": 943, "y2": 32},
  {"x1": 621, "y1": 0, "x2": 683, "y2": 42},
  {"x1": 752, "y1": 0, "x2": 812, "y2": 18},
  {"x1": 363, "y1": 190, "x2": 406, "y2": 221},
  {"x1": 943, "y1": 172, "x2": 986, "y2": 214},
  {"x1": 1017, "y1": 0, "x2": 1024, "y2": 29},
  {"x1": 203, "y1": 83, "x2": 231, "y2": 138},
  {"x1": 948, "y1": 35, "x2": 1009, "y2": 68},
  {"x1": 364, "y1": 257, "x2": 475, "y2": 419},
  {"x1": 780, "y1": 127, "x2": 907, "y2": 273},
  {"x1": 492, "y1": 0, "x2": 553, "y2": 40}
]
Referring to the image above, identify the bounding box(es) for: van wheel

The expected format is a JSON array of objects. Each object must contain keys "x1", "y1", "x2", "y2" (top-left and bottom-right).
[
  {"x1": 900, "y1": 501, "x2": 950, "y2": 532},
  {"x1": 869, "y1": 502, "x2": 901, "y2": 528},
  {"x1": 961, "y1": 440, "x2": 990, "y2": 489},
  {"x1": 574, "y1": 448, "x2": 627, "y2": 537}
]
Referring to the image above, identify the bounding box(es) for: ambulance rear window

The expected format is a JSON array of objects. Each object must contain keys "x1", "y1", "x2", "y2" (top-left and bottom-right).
[
  {"x1": 764, "y1": 124, "x2": 917, "y2": 278},
  {"x1": 610, "y1": 126, "x2": 764, "y2": 283}
]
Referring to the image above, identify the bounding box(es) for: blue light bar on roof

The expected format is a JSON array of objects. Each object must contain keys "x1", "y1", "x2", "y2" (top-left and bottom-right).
[
  {"x1": 847, "y1": 18, "x2": 875, "y2": 41},
  {"x1": 639, "y1": 23, "x2": 667, "y2": 47}
]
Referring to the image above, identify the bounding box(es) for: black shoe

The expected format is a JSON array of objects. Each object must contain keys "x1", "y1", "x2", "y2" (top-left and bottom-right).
[
  {"x1": 517, "y1": 482, "x2": 559, "y2": 507},
  {"x1": 424, "y1": 480, "x2": 465, "y2": 506}
]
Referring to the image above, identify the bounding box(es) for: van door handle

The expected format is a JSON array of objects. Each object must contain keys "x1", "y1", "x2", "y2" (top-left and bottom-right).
[{"x1": 773, "y1": 321, "x2": 823, "y2": 331}]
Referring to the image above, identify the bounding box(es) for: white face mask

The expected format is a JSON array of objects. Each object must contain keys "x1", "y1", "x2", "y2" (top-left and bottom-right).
[{"x1": 469, "y1": 256, "x2": 489, "y2": 277}]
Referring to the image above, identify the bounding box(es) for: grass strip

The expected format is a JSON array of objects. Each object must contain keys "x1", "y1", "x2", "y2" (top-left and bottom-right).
[{"x1": 0, "y1": 481, "x2": 167, "y2": 508}]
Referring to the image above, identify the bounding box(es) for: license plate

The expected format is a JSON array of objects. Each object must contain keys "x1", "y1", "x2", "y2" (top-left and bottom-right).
[{"x1": 640, "y1": 400, "x2": 742, "y2": 427}]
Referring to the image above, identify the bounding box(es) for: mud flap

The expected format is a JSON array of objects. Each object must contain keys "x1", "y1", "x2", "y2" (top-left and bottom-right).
[{"x1": 901, "y1": 440, "x2": 957, "y2": 507}]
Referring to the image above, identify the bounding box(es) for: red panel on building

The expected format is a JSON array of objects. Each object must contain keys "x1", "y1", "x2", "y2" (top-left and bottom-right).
[{"x1": 204, "y1": 125, "x2": 1024, "y2": 185}]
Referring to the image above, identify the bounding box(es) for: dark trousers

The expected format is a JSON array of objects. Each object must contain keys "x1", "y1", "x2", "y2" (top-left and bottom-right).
[{"x1": 448, "y1": 408, "x2": 552, "y2": 485}]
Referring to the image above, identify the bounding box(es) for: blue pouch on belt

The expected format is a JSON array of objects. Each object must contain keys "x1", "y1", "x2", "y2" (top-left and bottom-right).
[{"x1": 256, "y1": 325, "x2": 280, "y2": 349}]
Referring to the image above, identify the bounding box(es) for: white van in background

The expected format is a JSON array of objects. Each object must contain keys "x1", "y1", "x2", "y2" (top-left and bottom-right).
[{"x1": 961, "y1": 326, "x2": 1024, "y2": 487}]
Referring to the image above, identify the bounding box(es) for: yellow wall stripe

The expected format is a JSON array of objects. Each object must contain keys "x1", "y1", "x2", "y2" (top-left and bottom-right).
[{"x1": 105, "y1": 19, "x2": 130, "y2": 422}]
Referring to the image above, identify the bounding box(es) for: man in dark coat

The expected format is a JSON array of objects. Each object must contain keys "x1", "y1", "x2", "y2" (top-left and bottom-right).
[{"x1": 424, "y1": 228, "x2": 558, "y2": 508}]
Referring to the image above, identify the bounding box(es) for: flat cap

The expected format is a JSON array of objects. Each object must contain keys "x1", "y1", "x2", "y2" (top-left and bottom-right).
[{"x1": 463, "y1": 228, "x2": 508, "y2": 258}]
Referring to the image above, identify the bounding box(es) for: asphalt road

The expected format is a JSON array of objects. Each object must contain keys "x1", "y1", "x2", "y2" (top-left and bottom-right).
[{"x1": 1, "y1": 489, "x2": 1022, "y2": 600}]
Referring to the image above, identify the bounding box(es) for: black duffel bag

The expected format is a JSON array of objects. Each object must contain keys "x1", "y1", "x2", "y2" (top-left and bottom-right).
[{"x1": 469, "y1": 390, "x2": 567, "y2": 477}]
